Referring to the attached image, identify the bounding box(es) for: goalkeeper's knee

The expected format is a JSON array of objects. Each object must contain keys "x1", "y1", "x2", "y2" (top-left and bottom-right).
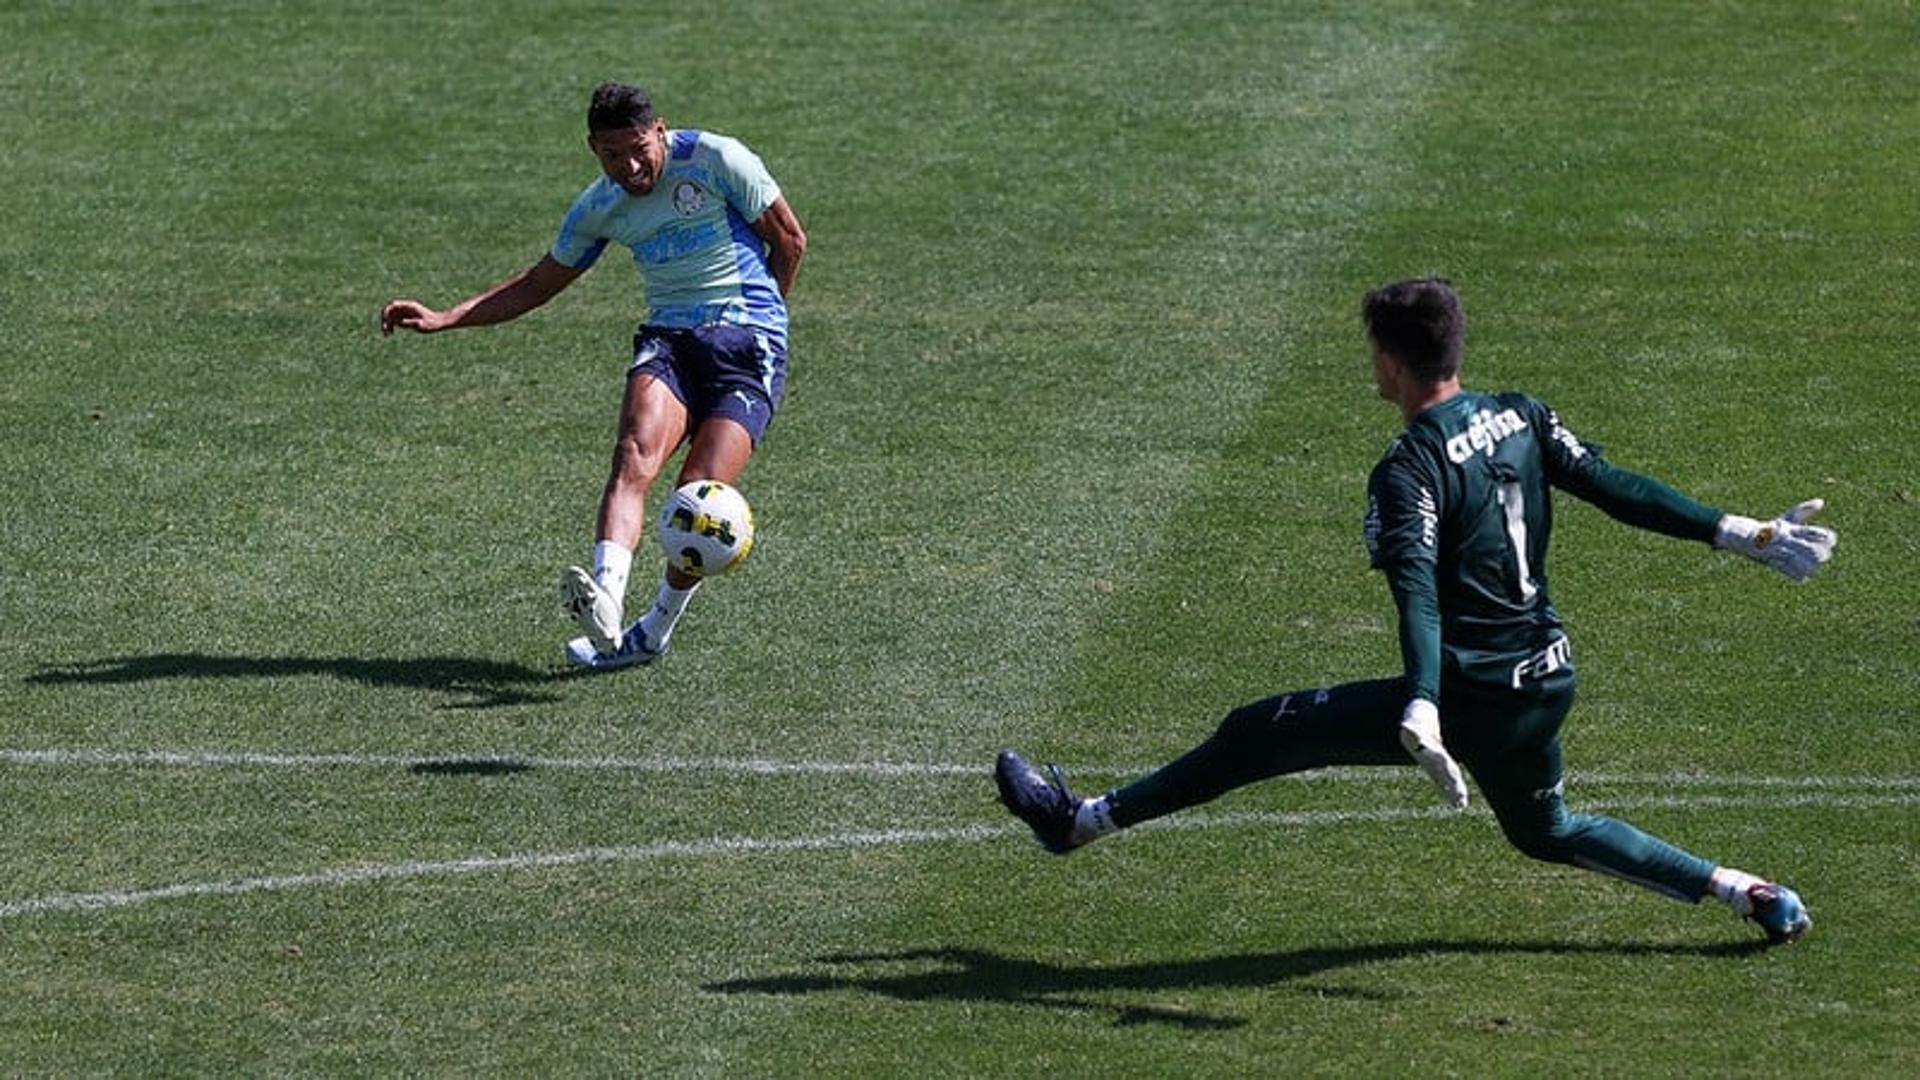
[{"x1": 1494, "y1": 806, "x2": 1582, "y2": 865}]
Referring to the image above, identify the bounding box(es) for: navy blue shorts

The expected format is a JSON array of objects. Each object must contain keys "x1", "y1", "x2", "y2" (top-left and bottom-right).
[{"x1": 629, "y1": 324, "x2": 787, "y2": 445}]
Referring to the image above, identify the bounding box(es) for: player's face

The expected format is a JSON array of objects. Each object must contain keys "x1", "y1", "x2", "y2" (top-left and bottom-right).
[{"x1": 589, "y1": 121, "x2": 667, "y2": 196}]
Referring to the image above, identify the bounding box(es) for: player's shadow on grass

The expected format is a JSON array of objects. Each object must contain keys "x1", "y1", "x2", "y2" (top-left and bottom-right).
[
  {"x1": 705, "y1": 938, "x2": 1769, "y2": 1031},
  {"x1": 28, "y1": 653, "x2": 572, "y2": 710}
]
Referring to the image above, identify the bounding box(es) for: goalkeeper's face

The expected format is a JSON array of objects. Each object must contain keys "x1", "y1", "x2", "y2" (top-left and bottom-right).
[{"x1": 589, "y1": 120, "x2": 668, "y2": 197}]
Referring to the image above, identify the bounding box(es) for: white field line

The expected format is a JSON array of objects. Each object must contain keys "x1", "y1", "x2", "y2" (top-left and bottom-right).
[
  {"x1": 2, "y1": 747, "x2": 1916, "y2": 791},
  {"x1": 1, "y1": 791, "x2": 1914, "y2": 922},
  {"x1": 0, "y1": 825, "x2": 1003, "y2": 920}
]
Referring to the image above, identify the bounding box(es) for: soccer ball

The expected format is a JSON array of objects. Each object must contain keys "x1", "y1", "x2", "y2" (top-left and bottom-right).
[{"x1": 658, "y1": 480, "x2": 755, "y2": 578}]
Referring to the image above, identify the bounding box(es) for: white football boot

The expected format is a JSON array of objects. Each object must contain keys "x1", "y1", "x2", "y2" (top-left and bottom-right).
[
  {"x1": 564, "y1": 620, "x2": 664, "y2": 670},
  {"x1": 558, "y1": 566, "x2": 622, "y2": 655}
]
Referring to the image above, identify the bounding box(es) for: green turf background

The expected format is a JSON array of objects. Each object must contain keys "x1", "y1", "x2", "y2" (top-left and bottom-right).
[{"x1": 2, "y1": 0, "x2": 1915, "y2": 1074}]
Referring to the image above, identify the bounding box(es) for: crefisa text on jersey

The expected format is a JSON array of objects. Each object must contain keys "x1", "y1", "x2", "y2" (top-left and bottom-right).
[{"x1": 1445, "y1": 407, "x2": 1528, "y2": 464}]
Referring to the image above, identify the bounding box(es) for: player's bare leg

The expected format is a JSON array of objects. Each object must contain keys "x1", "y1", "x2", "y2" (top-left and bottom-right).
[
  {"x1": 599, "y1": 372, "x2": 692, "y2": 551},
  {"x1": 631, "y1": 416, "x2": 757, "y2": 650},
  {"x1": 562, "y1": 373, "x2": 687, "y2": 659},
  {"x1": 675, "y1": 415, "x2": 754, "y2": 488}
]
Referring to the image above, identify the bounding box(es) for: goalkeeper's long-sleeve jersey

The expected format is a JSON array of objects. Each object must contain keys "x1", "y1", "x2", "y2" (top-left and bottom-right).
[{"x1": 1363, "y1": 390, "x2": 1721, "y2": 702}]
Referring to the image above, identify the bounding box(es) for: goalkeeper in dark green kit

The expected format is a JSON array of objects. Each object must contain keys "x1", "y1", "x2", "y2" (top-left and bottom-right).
[{"x1": 996, "y1": 278, "x2": 1836, "y2": 945}]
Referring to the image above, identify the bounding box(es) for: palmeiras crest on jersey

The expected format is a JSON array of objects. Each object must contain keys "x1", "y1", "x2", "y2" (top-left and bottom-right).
[{"x1": 672, "y1": 181, "x2": 706, "y2": 217}]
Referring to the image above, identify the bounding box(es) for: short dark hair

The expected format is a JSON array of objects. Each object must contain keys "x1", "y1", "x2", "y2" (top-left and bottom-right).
[
  {"x1": 587, "y1": 82, "x2": 656, "y2": 132},
  {"x1": 1362, "y1": 278, "x2": 1464, "y2": 382}
]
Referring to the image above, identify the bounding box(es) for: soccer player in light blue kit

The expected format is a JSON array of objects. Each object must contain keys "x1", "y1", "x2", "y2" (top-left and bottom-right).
[
  {"x1": 382, "y1": 83, "x2": 805, "y2": 667},
  {"x1": 997, "y1": 279, "x2": 1836, "y2": 945}
]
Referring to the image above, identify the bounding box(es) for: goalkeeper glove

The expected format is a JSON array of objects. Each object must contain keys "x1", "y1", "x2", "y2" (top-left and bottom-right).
[
  {"x1": 1399, "y1": 698, "x2": 1469, "y2": 810},
  {"x1": 1714, "y1": 499, "x2": 1836, "y2": 582}
]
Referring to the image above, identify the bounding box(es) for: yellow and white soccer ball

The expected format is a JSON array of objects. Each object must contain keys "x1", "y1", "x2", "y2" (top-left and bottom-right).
[{"x1": 658, "y1": 480, "x2": 755, "y2": 578}]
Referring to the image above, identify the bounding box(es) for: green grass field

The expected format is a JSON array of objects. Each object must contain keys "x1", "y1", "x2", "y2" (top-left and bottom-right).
[{"x1": 3, "y1": 0, "x2": 1916, "y2": 1073}]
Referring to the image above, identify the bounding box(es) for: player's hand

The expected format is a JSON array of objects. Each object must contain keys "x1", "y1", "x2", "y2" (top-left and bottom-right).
[
  {"x1": 1399, "y1": 699, "x2": 1469, "y2": 810},
  {"x1": 380, "y1": 299, "x2": 447, "y2": 336},
  {"x1": 1713, "y1": 499, "x2": 1836, "y2": 582}
]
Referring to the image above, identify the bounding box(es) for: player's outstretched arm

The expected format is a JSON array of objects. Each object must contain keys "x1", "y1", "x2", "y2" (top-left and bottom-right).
[
  {"x1": 381, "y1": 255, "x2": 584, "y2": 336},
  {"x1": 1713, "y1": 499, "x2": 1837, "y2": 582}
]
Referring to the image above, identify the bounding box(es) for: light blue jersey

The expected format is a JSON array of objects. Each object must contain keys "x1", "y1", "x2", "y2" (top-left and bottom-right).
[{"x1": 551, "y1": 129, "x2": 787, "y2": 350}]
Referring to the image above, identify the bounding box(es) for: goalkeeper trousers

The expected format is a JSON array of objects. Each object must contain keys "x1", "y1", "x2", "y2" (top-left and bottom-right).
[{"x1": 1103, "y1": 671, "x2": 1717, "y2": 902}]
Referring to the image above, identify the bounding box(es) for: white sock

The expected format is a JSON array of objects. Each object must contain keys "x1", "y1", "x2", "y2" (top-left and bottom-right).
[
  {"x1": 1709, "y1": 866, "x2": 1766, "y2": 915},
  {"x1": 1071, "y1": 796, "x2": 1120, "y2": 846},
  {"x1": 637, "y1": 577, "x2": 700, "y2": 649},
  {"x1": 593, "y1": 541, "x2": 633, "y2": 602}
]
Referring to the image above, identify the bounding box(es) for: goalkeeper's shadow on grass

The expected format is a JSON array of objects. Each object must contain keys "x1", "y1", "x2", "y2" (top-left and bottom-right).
[
  {"x1": 704, "y1": 939, "x2": 1771, "y2": 1031},
  {"x1": 28, "y1": 653, "x2": 574, "y2": 710}
]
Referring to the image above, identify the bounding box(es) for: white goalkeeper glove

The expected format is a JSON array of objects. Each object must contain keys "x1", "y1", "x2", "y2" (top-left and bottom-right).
[
  {"x1": 1713, "y1": 499, "x2": 1837, "y2": 582},
  {"x1": 1399, "y1": 698, "x2": 1469, "y2": 810}
]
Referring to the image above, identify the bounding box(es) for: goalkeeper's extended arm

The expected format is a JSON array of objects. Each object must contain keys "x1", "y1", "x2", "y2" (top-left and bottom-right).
[
  {"x1": 1556, "y1": 456, "x2": 1837, "y2": 582},
  {"x1": 1553, "y1": 457, "x2": 1722, "y2": 541}
]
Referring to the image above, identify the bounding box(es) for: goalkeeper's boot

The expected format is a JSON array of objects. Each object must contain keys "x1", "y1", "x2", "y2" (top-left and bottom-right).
[
  {"x1": 1747, "y1": 883, "x2": 1812, "y2": 946},
  {"x1": 559, "y1": 566, "x2": 622, "y2": 655},
  {"x1": 564, "y1": 620, "x2": 665, "y2": 670},
  {"x1": 994, "y1": 749, "x2": 1083, "y2": 855}
]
